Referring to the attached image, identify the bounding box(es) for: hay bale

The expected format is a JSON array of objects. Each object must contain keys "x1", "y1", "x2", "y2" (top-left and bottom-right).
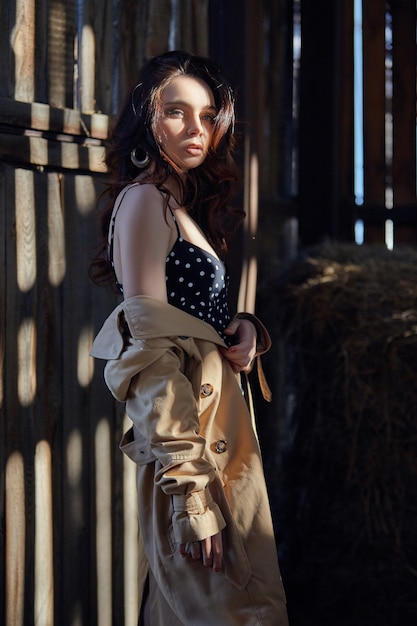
[{"x1": 276, "y1": 243, "x2": 417, "y2": 626}]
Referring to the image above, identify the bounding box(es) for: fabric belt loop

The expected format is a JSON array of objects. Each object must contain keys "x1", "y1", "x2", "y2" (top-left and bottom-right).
[{"x1": 172, "y1": 489, "x2": 213, "y2": 514}]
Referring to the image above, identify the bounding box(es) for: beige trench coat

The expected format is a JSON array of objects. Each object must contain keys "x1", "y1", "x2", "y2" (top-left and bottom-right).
[{"x1": 91, "y1": 295, "x2": 288, "y2": 625}]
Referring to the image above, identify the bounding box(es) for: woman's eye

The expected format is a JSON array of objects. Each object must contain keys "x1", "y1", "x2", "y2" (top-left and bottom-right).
[
  {"x1": 166, "y1": 109, "x2": 184, "y2": 117},
  {"x1": 202, "y1": 114, "x2": 216, "y2": 124}
]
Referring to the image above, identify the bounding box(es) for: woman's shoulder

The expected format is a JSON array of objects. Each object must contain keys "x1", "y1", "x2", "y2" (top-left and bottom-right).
[
  {"x1": 113, "y1": 182, "x2": 168, "y2": 222},
  {"x1": 115, "y1": 181, "x2": 164, "y2": 207},
  {"x1": 112, "y1": 182, "x2": 174, "y2": 236}
]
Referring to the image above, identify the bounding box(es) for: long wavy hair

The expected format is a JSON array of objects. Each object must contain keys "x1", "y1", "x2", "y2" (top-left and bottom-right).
[{"x1": 90, "y1": 50, "x2": 244, "y2": 288}]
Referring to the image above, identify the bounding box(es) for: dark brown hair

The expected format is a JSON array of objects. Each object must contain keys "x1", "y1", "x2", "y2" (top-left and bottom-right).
[{"x1": 90, "y1": 50, "x2": 244, "y2": 287}]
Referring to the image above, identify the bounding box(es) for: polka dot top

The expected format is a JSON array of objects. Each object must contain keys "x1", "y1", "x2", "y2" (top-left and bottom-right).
[
  {"x1": 166, "y1": 209, "x2": 231, "y2": 340},
  {"x1": 108, "y1": 187, "x2": 231, "y2": 340}
]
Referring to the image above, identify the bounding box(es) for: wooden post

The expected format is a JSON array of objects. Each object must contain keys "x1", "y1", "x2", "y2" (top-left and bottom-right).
[
  {"x1": 298, "y1": 0, "x2": 354, "y2": 245},
  {"x1": 391, "y1": 0, "x2": 417, "y2": 243},
  {"x1": 362, "y1": 0, "x2": 386, "y2": 242}
]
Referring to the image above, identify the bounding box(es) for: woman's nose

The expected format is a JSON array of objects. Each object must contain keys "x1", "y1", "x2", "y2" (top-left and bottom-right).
[{"x1": 187, "y1": 115, "x2": 203, "y2": 135}]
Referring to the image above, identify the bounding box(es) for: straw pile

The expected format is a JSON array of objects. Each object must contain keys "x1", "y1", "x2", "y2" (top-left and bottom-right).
[{"x1": 273, "y1": 243, "x2": 417, "y2": 626}]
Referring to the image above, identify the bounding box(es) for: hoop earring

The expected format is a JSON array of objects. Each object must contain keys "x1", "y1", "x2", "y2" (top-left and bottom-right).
[{"x1": 131, "y1": 148, "x2": 150, "y2": 169}]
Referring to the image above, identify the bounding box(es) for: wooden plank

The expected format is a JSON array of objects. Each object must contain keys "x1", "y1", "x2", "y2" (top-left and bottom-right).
[
  {"x1": 46, "y1": 0, "x2": 76, "y2": 109},
  {"x1": 32, "y1": 172, "x2": 64, "y2": 626},
  {"x1": 59, "y1": 173, "x2": 121, "y2": 625},
  {"x1": 0, "y1": 0, "x2": 15, "y2": 98},
  {"x1": 362, "y1": 0, "x2": 386, "y2": 209},
  {"x1": 264, "y1": 0, "x2": 292, "y2": 199},
  {"x1": 60, "y1": 175, "x2": 93, "y2": 624},
  {"x1": 117, "y1": 1, "x2": 150, "y2": 111},
  {"x1": 0, "y1": 164, "x2": 6, "y2": 623},
  {"x1": 146, "y1": 0, "x2": 171, "y2": 57},
  {"x1": 177, "y1": 0, "x2": 209, "y2": 55},
  {"x1": 208, "y1": 0, "x2": 247, "y2": 310},
  {"x1": 11, "y1": 0, "x2": 36, "y2": 103},
  {"x1": 0, "y1": 133, "x2": 106, "y2": 174},
  {"x1": 4, "y1": 166, "x2": 38, "y2": 625},
  {"x1": 237, "y1": 0, "x2": 265, "y2": 314},
  {"x1": 62, "y1": 174, "x2": 96, "y2": 625},
  {"x1": 338, "y1": 0, "x2": 355, "y2": 240},
  {"x1": 1, "y1": 163, "x2": 122, "y2": 625},
  {"x1": 90, "y1": 0, "x2": 117, "y2": 114},
  {"x1": 391, "y1": 0, "x2": 416, "y2": 206},
  {"x1": 5, "y1": 450, "x2": 27, "y2": 626},
  {"x1": 298, "y1": 0, "x2": 340, "y2": 244},
  {"x1": 0, "y1": 97, "x2": 109, "y2": 140}
]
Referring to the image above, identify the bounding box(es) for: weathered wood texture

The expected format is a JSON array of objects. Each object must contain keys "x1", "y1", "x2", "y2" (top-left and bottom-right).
[
  {"x1": 361, "y1": 0, "x2": 417, "y2": 243},
  {"x1": 298, "y1": 0, "x2": 417, "y2": 246},
  {"x1": 0, "y1": 1, "x2": 211, "y2": 625},
  {"x1": 298, "y1": 0, "x2": 355, "y2": 245},
  {"x1": 1, "y1": 159, "x2": 128, "y2": 625}
]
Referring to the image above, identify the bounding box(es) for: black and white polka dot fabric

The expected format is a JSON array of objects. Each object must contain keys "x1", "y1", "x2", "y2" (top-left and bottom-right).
[
  {"x1": 166, "y1": 220, "x2": 231, "y2": 340},
  {"x1": 108, "y1": 187, "x2": 231, "y2": 340}
]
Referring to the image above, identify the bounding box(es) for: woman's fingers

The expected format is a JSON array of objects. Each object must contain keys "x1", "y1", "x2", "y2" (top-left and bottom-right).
[
  {"x1": 219, "y1": 345, "x2": 254, "y2": 372},
  {"x1": 221, "y1": 318, "x2": 257, "y2": 373},
  {"x1": 201, "y1": 533, "x2": 222, "y2": 571},
  {"x1": 209, "y1": 532, "x2": 223, "y2": 572},
  {"x1": 178, "y1": 532, "x2": 223, "y2": 572},
  {"x1": 201, "y1": 537, "x2": 213, "y2": 567}
]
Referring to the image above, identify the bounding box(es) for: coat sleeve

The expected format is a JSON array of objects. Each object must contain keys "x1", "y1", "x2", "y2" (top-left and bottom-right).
[
  {"x1": 105, "y1": 336, "x2": 226, "y2": 544},
  {"x1": 234, "y1": 312, "x2": 271, "y2": 355},
  {"x1": 234, "y1": 312, "x2": 273, "y2": 402}
]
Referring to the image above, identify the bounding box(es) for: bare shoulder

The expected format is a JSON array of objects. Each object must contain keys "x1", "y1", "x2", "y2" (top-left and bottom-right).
[
  {"x1": 111, "y1": 183, "x2": 173, "y2": 299},
  {"x1": 114, "y1": 183, "x2": 170, "y2": 231},
  {"x1": 115, "y1": 182, "x2": 165, "y2": 213}
]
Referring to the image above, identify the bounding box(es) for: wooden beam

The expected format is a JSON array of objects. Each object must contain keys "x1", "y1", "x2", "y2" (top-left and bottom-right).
[
  {"x1": 391, "y1": 0, "x2": 416, "y2": 205},
  {"x1": 0, "y1": 133, "x2": 106, "y2": 174},
  {"x1": 362, "y1": 1, "x2": 386, "y2": 206},
  {"x1": 0, "y1": 98, "x2": 108, "y2": 173},
  {"x1": 0, "y1": 97, "x2": 108, "y2": 140},
  {"x1": 298, "y1": 0, "x2": 340, "y2": 244}
]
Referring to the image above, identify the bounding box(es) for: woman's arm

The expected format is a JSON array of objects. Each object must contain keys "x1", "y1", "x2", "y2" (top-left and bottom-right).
[
  {"x1": 116, "y1": 339, "x2": 226, "y2": 570},
  {"x1": 109, "y1": 185, "x2": 226, "y2": 570},
  {"x1": 111, "y1": 184, "x2": 174, "y2": 300}
]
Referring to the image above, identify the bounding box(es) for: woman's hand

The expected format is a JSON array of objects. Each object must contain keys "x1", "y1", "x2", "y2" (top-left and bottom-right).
[
  {"x1": 179, "y1": 531, "x2": 223, "y2": 572},
  {"x1": 219, "y1": 318, "x2": 257, "y2": 373}
]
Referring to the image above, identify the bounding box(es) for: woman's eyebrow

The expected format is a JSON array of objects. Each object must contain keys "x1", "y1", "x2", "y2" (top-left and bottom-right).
[{"x1": 163, "y1": 100, "x2": 217, "y2": 113}]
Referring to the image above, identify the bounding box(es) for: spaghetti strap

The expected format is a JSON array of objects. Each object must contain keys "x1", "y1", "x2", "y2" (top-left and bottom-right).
[
  {"x1": 109, "y1": 183, "x2": 179, "y2": 294},
  {"x1": 108, "y1": 183, "x2": 141, "y2": 293},
  {"x1": 109, "y1": 184, "x2": 179, "y2": 267},
  {"x1": 109, "y1": 183, "x2": 141, "y2": 262},
  {"x1": 167, "y1": 206, "x2": 181, "y2": 239}
]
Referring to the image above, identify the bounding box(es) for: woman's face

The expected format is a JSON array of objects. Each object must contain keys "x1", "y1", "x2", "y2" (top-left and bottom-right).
[{"x1": 152, "y1": 75, "x2": 217, "y2": 172}]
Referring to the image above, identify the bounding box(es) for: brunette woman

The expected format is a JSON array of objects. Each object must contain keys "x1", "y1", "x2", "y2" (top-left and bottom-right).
[{"x1": 90, "y1": 50, "x2": 288, "y2": 625}]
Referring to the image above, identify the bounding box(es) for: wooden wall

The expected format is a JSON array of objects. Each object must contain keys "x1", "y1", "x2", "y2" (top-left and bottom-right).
[
  {"x1": 361, "y1": 0, "x2": 417, "y2": 244},
  {"x1": 0, "y1": 2, "x2": 211, "y2": 625},
  {"x1": 297, "y1": 0, "x2": 417, "y2": 247}
]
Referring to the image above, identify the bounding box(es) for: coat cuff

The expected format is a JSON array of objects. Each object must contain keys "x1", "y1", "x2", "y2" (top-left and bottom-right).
[
  {"x1": 235, "y1": 313, "x2": 273, "y2": 402},
  {"x1": 234, "y1": 312, "x2": 271, "y2": 355},
  {"x1": 171, "y1": 488, "x2": 226, "y2": 543}
]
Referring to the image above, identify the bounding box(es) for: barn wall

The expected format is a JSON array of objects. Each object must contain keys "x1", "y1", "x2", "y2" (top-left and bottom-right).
[{"x1": 0, "y1": 2, "x2": 211, "y2": 624}]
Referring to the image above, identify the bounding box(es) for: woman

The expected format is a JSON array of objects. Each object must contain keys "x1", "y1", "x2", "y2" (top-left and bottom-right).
[{"x1": 90, "y1": 50, "x2": 288, "y2": 625}]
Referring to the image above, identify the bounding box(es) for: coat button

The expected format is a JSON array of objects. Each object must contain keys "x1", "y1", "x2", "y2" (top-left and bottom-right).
[
  {"x1": 215, "y1": 440, "x2": 227, "y2": 453},
  {"x1": 200, "y1": 383, "x2": 213, "y2": 398}
]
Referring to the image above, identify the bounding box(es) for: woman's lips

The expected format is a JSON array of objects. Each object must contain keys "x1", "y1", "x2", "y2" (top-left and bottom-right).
[{"x1": 185, "y1": 144, "x2": 204, "y2": 155}]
